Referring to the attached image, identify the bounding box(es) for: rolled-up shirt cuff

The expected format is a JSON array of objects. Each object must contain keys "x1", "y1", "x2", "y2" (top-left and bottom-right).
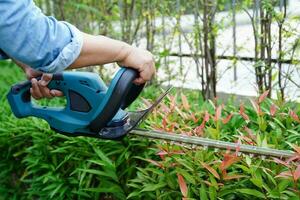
[{"x1": 36, "y1": 22, "x2": 83, "y2": 73}]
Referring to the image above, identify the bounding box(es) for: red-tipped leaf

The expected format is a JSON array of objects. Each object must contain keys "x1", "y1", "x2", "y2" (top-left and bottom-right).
[
  {"x1": 258, "y1": 90, "x2": 269, "y2": 104},
  {"x1": 276, "y1": 171, "x2": 293, "y2": 179},
  {"x1": 177, "y1": 173, "x2": 188, "y2": 198},
  {"x1": 190, "y1": 113, "x2": 199, "y2": 123},
  {"x1": 181, "y1": 94, "x2": 190, "y2": 110},
  {"x1": 286, "y1": 155, "x2": 300, "y2": 163},
  {"x1": 201, "y1": 162, "x2": 220, "y2": 180},
  {"x1": 270, "y1": 104, "x2": 277, "y2": 116},
  {"x1": 239, "y1": 104, "x2": 250, "y2": 121},
  {"x1": 250, "y1": 99, "x2": 263, "y2": 116},
  {"x1": 162, "y1": 117, "x2": 168, "y2": 130},
  {"x1": 244, "y1": 127, "x2": 256, "y2": 140},
  {"x1": 222, "y1": 113, "x2": 233, "y2": 124},
  {"x1": 220, "y1": 153, "x2": 241, "y2": 171},
  {"x1": 169, "y1": 95, "x2": 177, "y2": 111},
  {"x1": 223, "y1": 174, "x2": 246, "y2": 180},
  {"x1": 194, "y1": 125, "x2": 204, "y2": 136},
  {"x1": 214, "y1": 105, "x2": 222, "y2": 122},
  {"x1": 289, "y1": 110, "x2": 300, "y2": 123},
  {"x1": 292, "y1": 145, "x2": 300, "y2": 155},
  {"x1": 146, "y1": 159, "x2": 163, "y2": 169},
  {"x1": 157, "y1": 150, "x2": 168, "y2": 156},
  {"x1": 272, "y1": 158, "x2": 290, "y2": 168},
  {"x1": 204, "y1": 111, "x2": 210, "y2": 122},
  {"x1": 294, "y1": 164, "x2": 300, "y2": 181}
]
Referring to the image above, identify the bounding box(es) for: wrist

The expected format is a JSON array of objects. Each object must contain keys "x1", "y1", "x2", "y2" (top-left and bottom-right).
[{"x1": 115, "y1": 42, "x2": 133, "y2": 64}]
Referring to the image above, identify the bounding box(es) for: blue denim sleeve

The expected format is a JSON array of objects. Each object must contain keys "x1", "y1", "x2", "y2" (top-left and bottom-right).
[{"x1": 0, "y1": 0, "x2": 83, "y2": 73}]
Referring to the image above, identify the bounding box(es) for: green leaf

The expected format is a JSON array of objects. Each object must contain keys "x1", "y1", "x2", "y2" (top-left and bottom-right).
[
  {"x1": 272, "y1": 71, "x2": 278, "y2": 81},
  {"x1": 257, "y1": 134, "x2": 262, "y2": 147},
  {"x1": 262, "y1": 136, "x2": 268, "y2": 148},
  {"x1": 245, "y1": 155, "x2": 252, "y2": 166},
  {"x1": 127, "y1": 191, "x2": 141, "y2": 199},
  {"x1": 209, "y1": 174, "x2": 218, "y2": 189},
  {"x1": 93, "y1": 147, "x2": 114, "y2": 169},
  {"x1": 87, "y1": 159, "x2": 106, "y2": 166},
  {"x1": 268, "y1": 189, "x2": 281, "y2": 199},
  {"x1": 237, "y1": 189, "x2": 266, "y2": 198},
  {"x1": 174, "y1": 158, "x2": 194, "y2": 171},
  {"x1": 85, "y1": 186, "x2": 126, "y2": 199},
  {"x1": 141, "y1": 182, "x2": 167, "y2": 192},
  {"x1": 166, "y1": 173, "x2": 176, "y2": 190},
  {"x1": 278, "y1": 179, "x2": 291, "y2": 192},
  {"x1": 286, "y1": 129, "x2": 300, "y2": 136},
  {"x1": 176, "y1": 168, "x2": 196, "y2": 184},
  {"x1": 258, "y1": 118, "x2": 267, "y2": 132},
  {"x1": 79, "y1": 169, "x2": 118, "y2": 182},
  {"x1": 250, "y1": 178, "x2": 263, "y2": 188},
  {"x1": 50, "y1": 183, "x2": 64, "y2": 198},
  {"x1": 208, "y1": 185, "x2": 217, "y2": 200},
  {"x1": 273, "y1": 118, "x2": 285, "y2": 129},
  {"x1": 199, "y1": 183, "x2": 208, "y2": 200},
  {"x1": 207, "y1": 127, "x2": 220, "y2": 140},
  {"x1": 263, "y1": 169, "x2": 277, "y2": 187}
]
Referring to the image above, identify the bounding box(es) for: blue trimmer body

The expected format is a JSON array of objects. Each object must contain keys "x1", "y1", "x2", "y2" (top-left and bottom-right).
[{"x1": 7, "y1": 68, "x2": 145, "y2": 140}]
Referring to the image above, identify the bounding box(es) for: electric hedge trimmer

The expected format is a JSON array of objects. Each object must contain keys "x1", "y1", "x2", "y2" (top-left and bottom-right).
[{"x1": 7, "y1": 68, "x2": 295, "y2": 158}]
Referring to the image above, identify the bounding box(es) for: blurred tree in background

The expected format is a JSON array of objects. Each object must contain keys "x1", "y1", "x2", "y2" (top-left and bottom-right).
[{"x1": 34, "y1": 0, "x2": 299, "y2": 101}]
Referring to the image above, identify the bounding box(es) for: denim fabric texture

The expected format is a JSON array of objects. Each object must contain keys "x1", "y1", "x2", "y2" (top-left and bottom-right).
[{"x1": 0, "y1": 0, "x2": 83, "y2": 73}]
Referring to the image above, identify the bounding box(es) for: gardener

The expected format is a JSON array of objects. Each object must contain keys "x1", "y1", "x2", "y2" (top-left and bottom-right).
[{"x1": 0, "y1": 0, "x2": 155, "y2": 99}]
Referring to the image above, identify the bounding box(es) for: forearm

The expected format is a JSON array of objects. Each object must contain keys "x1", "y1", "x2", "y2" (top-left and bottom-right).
[
  {"x1": 69, "y1": 33, "x2": 132, "y2": 69},
  {"x1": 13, "y1": 59, "x2": 27, "y2": 71},
  {"x1": 69, "y1": 32, "x2": 155, "y2": 84}
]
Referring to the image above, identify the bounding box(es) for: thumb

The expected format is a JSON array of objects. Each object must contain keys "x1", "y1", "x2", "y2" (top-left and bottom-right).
[
  {"x1": 40, "y1": 73, "x2": 53, "y2": 86},
  {"x1": 133, "y1": 77, "x2": 145, "y2": 85}
]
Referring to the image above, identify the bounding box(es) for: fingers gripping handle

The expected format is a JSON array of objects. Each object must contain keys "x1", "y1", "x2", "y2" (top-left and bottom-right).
[{"x1": 7, "y1": 74, "x2": 63, "y2": 118}]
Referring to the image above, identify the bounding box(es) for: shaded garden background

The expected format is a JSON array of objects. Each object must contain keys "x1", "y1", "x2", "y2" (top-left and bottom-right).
[{"x1": 35, "y1": 0, "x2": 300, "y2": 101}]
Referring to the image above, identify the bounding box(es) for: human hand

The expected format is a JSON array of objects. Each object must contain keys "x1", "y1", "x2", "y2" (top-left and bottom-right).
[
  {"x1": 118, "y1": 47, "x2": 156, "y2": 85},
  {"x1": 30, "y1": 73, "x2": 64, "y2": 100},
  {"x1": 68, "y1": 34, "x2": 156, "y2": 84},
  {"x1": 17, "y1": 62, "x2": 63, "y2": 99}
]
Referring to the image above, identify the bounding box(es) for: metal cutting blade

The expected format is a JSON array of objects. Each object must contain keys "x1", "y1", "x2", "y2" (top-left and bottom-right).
[{"x1": 97, "y1": 87, "x2": 172, "y2": 140}]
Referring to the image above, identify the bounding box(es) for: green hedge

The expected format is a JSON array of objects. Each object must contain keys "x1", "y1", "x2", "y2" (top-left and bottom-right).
[{"x1": 0, "y1": 62, "x2": 299, "y2": 199}]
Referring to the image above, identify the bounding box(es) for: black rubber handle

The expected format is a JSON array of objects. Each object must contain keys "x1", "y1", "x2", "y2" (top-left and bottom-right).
[
  {"x1": 89, "y1": 68, "x2": 144, "y2": 133},
  {"x1": 121, "y1": 80, "x2": 145, "y2": 109},
  {"x1": 10, "y1": 74, "x2": 63, "y2": 103},
  {"x1": 10, "y1": 74, "x2": 63, "y2": 95}
]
